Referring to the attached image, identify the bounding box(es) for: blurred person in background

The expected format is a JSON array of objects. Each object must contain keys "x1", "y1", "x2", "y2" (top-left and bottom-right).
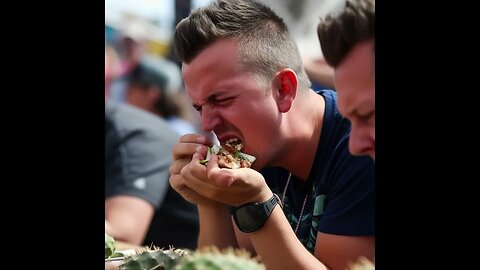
[
  {"x1": 105, "y1": 44, "x2": 122, "y2": 97},
  {"x1": 317, "y1": 0, "x2": 375, "y2": 160},
  {"x1": 108, "y1": 20, "x2": 184, "y2": 104},
  {"x1": 125, "y1": 62, "x2": 197, "y2": 136},
  {"x1": 105, "y1": 47, "x2": 199, "y2": 249},
  {"x1": 260, "y1": 0, "x2": 346, "y2": 91}
]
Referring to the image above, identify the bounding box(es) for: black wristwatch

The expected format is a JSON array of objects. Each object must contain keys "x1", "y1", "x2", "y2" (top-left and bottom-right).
[{"x1": 233, "y1": 194, "x2": 280, "y2": 233}]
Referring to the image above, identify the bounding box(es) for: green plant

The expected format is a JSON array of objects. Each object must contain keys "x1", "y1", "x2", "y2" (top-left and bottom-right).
[
  {"x1": 117, "y1": 246, "x2": 265, "y2": 270},
  {"x1": 105, "y1": 233, "x2": 116, "y2": 259},
  {"x1": 119, "y1": 247, "x2": 189, "y2": 270},
  {"x1": 173, "y1": 246, "x2": 265, "y2": 270}
]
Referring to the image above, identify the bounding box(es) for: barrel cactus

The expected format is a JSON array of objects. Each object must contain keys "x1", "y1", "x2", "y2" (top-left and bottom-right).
[
  {"x1": 173, "y1": 246, "x2": 265, "y2": 270},
  {"x1": 119, "y1": 247, "x2": 189, "y2": 270},
  {"x1": 116, "y1": 246, "x2": 264, "y2": 270}
]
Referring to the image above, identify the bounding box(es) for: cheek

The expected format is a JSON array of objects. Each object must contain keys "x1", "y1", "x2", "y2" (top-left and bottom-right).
[{"x1": 238, "y1": 104, "x2": 279, "y2": 151}]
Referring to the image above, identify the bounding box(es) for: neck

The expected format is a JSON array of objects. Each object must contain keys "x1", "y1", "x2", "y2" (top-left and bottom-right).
[{"x1": 278, "y1": 89, "x2": 325, "y2": 181}]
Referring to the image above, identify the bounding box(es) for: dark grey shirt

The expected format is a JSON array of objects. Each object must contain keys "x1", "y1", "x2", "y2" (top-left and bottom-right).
[{"x1": 105, "y1": 101, "x2": 198, "y2": 249}]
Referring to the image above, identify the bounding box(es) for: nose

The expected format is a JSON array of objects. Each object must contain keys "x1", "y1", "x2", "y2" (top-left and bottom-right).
[
  {"x1": 200, "y1": 105, "x2": 222, "y2": 132},
  {"x1": 348, "y1": 124, "x2": 374, "y2": 157}
]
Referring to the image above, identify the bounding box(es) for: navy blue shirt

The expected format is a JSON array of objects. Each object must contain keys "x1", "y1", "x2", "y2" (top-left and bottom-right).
[{"x1": 261, "y1": 89, "x2": 375, "y2": 253}]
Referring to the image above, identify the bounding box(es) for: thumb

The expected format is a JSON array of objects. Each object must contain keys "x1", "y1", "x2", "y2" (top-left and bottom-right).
[{"x1": 207, "y1": 154, "x2": 235, "y2": 187}]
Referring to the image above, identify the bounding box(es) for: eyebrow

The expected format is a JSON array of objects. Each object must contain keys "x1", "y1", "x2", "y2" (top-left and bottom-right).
[{"x1": 192, "y1": 92, "x2": 221, "y2": 109}]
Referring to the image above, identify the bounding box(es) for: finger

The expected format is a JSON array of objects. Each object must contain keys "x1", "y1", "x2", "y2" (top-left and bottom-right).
[
  {"x1": 178, "y1": 133, "x2": 215, "y2": 146},
  {"x1": 169, "y1": 158, "x2": 191, "y2": 175},
  {"x1": 181, "y1": 151, "x2": 209, "y2": 181},
  {"x1": 207, "y1": 154, "x2": 235, "y2": 187},
  {"x1": 178, "y1": 133, "x2": 208, "y2": 144},
  {"x1": 169, "y1": 173, "x2": 184, "y2": 192},
  {"x1": 191, "y1": 151, "x2": 205, "y2": 164},
  {"x1": 182, "y1": 167, "x2": 223, "y2": 200},
  {"x1": 169, "y1": 174, "x2": 203, "y2": 204},
  {"x1": 173, "y1": 142, "x2": 208, "y2": 160}
]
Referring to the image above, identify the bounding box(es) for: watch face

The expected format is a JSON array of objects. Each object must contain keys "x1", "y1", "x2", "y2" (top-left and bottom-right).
[{"x1": 234, "y1": 203, "x2": 267, "y2": 233}]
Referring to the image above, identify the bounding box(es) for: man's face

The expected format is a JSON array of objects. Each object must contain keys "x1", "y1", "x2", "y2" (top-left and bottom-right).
[
  {"x1": 335, "y1": 40, "x2": 375, "y2": 160},
  {"x1": 182, "y1": 39, "x2": 281, "y2": 169}
]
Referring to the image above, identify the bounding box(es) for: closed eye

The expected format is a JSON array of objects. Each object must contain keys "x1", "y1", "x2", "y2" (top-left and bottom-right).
[
  {"x1": 192, "y1": 104, "x2": 202, "y2": 112},
  {"x1": 360, "y1": 111, "x2": 375, "y2": 124},
  {"x1": 214, "y1": 96, "x2": 235, "y2": 106}
]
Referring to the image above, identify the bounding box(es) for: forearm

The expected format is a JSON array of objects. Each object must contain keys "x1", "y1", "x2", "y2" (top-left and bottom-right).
[
  {"x1": 105, "y1": 219, "x2": 145, "y2": 245},
  {"x1": 198, "y1": 203, "x2": 239, "y2": 249},
  {"x1": 250, "y1": 207, "x2": 327, "y2": 270},
  {"x1": 105, "y1": 196, "x2": 153, "y2": 245}
]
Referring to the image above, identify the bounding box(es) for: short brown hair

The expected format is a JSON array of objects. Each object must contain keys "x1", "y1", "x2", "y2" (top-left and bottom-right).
[
  {"x1": 317, "y1": 0, "x2": 375, "y2": 67},
  {"x1": 173, "y1": 0, "x2": 311, "y2": 89}
]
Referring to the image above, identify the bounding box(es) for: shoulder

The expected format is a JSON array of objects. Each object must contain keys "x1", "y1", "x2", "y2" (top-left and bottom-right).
[
  {"x1": 315, "y1": 89, "x2": 337, "y2": 101},
  {"x1": 106, "y1": 101, "x2": 179, "y2": 143},
  {"x1": 106, "y1": 101, "x2": 168, "y2": 128}
]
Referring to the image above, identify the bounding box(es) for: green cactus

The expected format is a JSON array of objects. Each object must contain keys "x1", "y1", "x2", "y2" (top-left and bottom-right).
[
  {"x1": 119, "y1": 247, "x2": 189, "y2": 270},
  {"x1": 105, "y1": 233, "x2": 116, "y2": 259},
  {"x1": 116, "y1": 246, "x2": 264, "y2": 270},
  {"x1": 174, "y1": 246, "x2": 265, "y2": 270}
]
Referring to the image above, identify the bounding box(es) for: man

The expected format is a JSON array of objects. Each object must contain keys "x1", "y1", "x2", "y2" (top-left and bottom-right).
[
  {"x1": 124, "y1": 63, "x2": 197, "y2": 136},
  {"x1": 169, "y1": 0, "x2": 374, "y2": 269},
  {"x1": 105, "y1": 101, "x2": 199, "y2": 249},
  {"x1": 317, "y1": 0, "x2": 375, "y2": 160}
]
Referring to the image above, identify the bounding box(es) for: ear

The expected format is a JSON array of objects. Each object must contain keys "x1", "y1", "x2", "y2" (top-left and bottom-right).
[{"x1": 272, "y1": 68, "x2": 298, "y2": 113}]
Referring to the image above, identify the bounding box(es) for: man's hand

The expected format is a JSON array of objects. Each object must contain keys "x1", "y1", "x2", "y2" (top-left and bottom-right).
[
  {"x1": 182, "y1": 152, "x2": 273, "y2": 207},
  {"x1": 169, "y1": 134, "x2": 219, "y2": 206}
]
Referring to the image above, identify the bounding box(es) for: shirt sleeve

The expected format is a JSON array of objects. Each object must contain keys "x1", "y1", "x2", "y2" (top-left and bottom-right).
[{"x1": 105, "y1": 120, "x2": 173, "y2": 208}]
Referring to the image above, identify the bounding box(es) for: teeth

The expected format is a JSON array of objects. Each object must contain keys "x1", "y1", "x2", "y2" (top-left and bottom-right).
[{"x1": 226, "y1": 138, "x2": 239, "y2": 144}]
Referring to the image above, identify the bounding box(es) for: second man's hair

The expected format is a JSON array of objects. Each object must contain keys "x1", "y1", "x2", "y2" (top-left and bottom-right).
[{"x1": 317, "y1": 0, "x2": 375, "y2": 67}]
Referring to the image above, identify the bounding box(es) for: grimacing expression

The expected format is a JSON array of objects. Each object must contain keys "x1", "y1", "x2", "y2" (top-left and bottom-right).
[
  {"x1": 182, "y1": 39, "x2": 282, "y2": 169},
  {"x1": 334, "y1": 40, "x2": 375, "y2": 160}
]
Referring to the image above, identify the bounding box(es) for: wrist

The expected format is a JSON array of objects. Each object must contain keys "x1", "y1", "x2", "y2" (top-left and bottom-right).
[
  {"x1": 246, "y1": 190, "x2": 273, "y2": 206},
  {"x1": 198, "y1": 201, "x2": 229, "y2": 212}
]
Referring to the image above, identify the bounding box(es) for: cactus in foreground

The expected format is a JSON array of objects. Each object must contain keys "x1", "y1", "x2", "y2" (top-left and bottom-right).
[
  {"x1": 119, "y1": 247, "x2": 189, "y2": 270},
  {"x1": 173, "y1": 246, "x2": 265, "y2": 270},
  {"x1": 105, "y1": 233, "x2": 116, "y2": 259},
  {"x1": 117, "y1": 246, "x2": 265, "y2": 270}
]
